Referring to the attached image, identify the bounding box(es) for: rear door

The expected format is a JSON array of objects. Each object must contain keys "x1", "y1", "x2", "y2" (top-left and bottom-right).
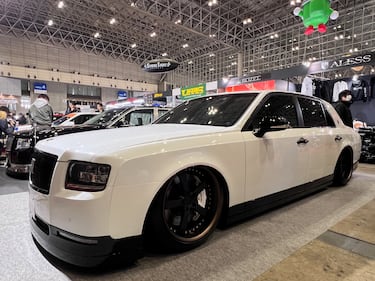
[{"x1": 297, "y1": 97, "x2": 340, "y2": 181}]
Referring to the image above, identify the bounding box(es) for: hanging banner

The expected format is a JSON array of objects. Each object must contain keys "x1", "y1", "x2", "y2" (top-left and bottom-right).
[
  {"x1": 142, "y1": 59, "x2": 179, "y2": 73},
  {"x1": 180, "y1": 84, "x2": 206, "y2": 100}
]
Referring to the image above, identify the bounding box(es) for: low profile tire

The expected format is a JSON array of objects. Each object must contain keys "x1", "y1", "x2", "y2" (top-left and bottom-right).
[
  {"x1": 144, "y1": 167, "x2": 224, "y2": 253},
  {"x1": 333, "y1": 151, "x2": 353, "y2": 186}
]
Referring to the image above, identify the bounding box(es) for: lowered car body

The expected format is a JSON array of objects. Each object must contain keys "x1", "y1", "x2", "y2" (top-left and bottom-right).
[{"x1": 29, "y1": 91, "x2": 361, "y2": 267}]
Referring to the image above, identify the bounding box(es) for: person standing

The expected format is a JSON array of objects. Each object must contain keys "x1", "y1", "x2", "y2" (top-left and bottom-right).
[
  {"x1": 0, "y1": 106, "x2": 14, "y2": 135},
  {"x1": 96, "y1": 103, "x2": 104, "y2": 112},
  {"x1": 333, "y1": 90, "x2": 353, "y2": 128},
  {"x1": 28, "y1": 94, "x2": 53, "y2": 129}
]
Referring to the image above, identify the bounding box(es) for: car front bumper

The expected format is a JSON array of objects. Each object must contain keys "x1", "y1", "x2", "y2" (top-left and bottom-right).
[
  {"x1": 31, "y1": 216, "x2": 143, "y2": 267},
  {"x1": 6, "y1": 162, "x2": 30, "y2": 175}
]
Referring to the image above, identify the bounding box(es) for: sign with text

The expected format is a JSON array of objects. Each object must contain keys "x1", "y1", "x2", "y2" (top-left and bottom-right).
[
  {"x1": 142, "y1": 59, "x2": 179, "y2": 73},
  {"x1": 33, "y1": 82, "x2": 47, "y2": 94},
  {"x1": 180, "y1": 84, "x2": 206, "y2": 100}
]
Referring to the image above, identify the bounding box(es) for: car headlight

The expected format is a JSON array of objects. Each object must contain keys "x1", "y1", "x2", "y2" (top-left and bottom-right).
[
  {"x1": 15, "y1": 138, "x2": 31, "y2": 150},
  {"x1": 65, "y1": 161, "x2": 111, "y2": 192}
]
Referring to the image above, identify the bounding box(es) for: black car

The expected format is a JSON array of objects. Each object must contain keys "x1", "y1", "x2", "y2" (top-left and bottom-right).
[{"x1": 6, "y1": 106, "x2": 170, "y2": 177}]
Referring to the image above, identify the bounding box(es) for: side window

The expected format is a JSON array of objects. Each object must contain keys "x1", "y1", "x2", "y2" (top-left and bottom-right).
[
  {"x1": 250, "y1": 95, "x2": 298, "y2": 129},
  {"x1": 298, "y1": 98, "x2": 327, "y2": 127},
  {"x1": 72, "y1": 115, "x2": 85, "y2": 124},
  {"x1": 128, "y1": 110, "x2": 153, "y2": 126}
]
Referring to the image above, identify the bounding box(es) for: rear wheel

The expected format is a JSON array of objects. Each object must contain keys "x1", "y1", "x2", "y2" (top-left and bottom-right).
[
  {"x1": 144, "y1": 167, "x2": 223, "y2": 252},
  {"x1": 333, "y1": 151, "x2": 353, "y2": 186}
]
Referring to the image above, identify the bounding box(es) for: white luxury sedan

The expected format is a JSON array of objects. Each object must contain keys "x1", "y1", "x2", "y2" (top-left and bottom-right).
[{"x1": 29, "y1": 91, "x2": 361, "y2": 267}]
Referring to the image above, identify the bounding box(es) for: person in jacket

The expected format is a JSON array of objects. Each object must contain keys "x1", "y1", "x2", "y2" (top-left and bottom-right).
[
  {"x1": 28, "y1": 94, "x2": 53, "y2": 128},
  {"x1": 333, "y1": 90, "x2": 353, "y2": 128}
]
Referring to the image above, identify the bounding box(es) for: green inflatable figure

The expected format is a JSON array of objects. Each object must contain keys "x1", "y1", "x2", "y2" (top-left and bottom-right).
[{"x1": 294, "y1": 0, "x2": 339, "y2": 35}]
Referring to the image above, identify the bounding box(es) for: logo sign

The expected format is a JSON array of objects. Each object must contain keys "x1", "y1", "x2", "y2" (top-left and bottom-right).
[
  {"x1": 117, "y1": 90, "x2": 128, "y2": 100},
  {"x1": 153, "y1": 93, "x2": 164, "y2": 98},
  {"x1": 321, "y1": 53, "x2": 373, "y2": 70},
  {"x1": 180, "y1": 84, "x2": 206, "y2": 100},
  {"x1": 142, "y1": 59, "x2": 179, "y2": 73},
  {"x1": 241, "y1": 75, "x2": 262, "y2": 83},
  {"x1": 34, "y1": 82, "x2": 47, "y2": 94},
  {"x1": 240, "y1": 72, "x2": 272, "y2": 84}
]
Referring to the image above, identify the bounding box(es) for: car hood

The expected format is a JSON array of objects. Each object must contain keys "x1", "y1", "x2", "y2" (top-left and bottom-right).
[
  {"x1": 14, "y1": 124, "x2": 103, "y2": 139},
  {"x1": 36, "y1": 124, "x2": 228, "y2": 160}
]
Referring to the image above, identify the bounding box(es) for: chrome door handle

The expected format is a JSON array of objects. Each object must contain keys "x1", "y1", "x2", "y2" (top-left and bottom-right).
[
  {"x1": 335, "y1": 135, "x2": 343, "y2": 142},
  {"x1": 297, "y1": 137, "x2": 309, "y2": 144}
]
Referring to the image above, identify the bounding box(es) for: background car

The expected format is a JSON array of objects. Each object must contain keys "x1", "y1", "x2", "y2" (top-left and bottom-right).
[
  {"x1": 6, "y1": 106, "x2": 170, "y2": 177},
  {"x1": 29, "y1": 91, "x2": 361, "y2": 267},
  {"x1": 52, "y1": 112, "x2": 98, "y2": 127}
]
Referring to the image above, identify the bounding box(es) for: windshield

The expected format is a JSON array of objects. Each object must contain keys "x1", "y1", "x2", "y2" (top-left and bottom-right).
[
  {"x1": 155, "y1": 93, "x2": 258, "y2": 126},
  {"x1": 52, "y1": 116, "x2": 70, "y2": 126},
  {"x1": 83, "y1": 107, "x2": 131, "y2": 126}
]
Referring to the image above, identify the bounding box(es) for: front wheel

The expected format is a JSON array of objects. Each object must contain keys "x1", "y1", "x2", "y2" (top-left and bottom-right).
[
  {"x1": 144, "y1": 167, "x2": 224, "y2": 252},
  {"x1": 333, "y1": 151, "x2": 353, "y2": 186}
]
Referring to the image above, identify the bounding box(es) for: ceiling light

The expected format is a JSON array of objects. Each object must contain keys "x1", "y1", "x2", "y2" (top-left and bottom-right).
[
  {"x1": 209, "y1": 34, "x2": 216, "y2": 38},
  {"x1": 47, "y1": 20, "x2": 54, "y2": 26},
  {"x1": 188, "y1": 60, "x2": 193, "y2": 64},
  {"x1": 334, "y1": 36, "x2": 339, "y2": 40},
  {"x1": 161, "y1": 52, "x2": 168, "y2": 57},
  {"x1": 182, "y1": 43, "x2": 189, "y2": 48},
  {"x1": 209, "y1": 68, "x2": 215, "y2": 71},
  {"x1": 339, "y1": 34, "x2": 344, "y2": 39},
  {"x1": 243, "y1": 18, "x2": 252, "y2": 25},
  {"x1": 150, "y1": 32, "x2": 157, "y2": 37},
  {"x1": 302, "y1": 61, "x2": 311, "y2": 67},
  {"x1": 290, "y1": 0, "x2": 296, "y2": 5},
  {"x1": 94, "y1": 32, "x2": 100, "y2": 38},
  {"x1": 57, "y1": 1, "x2": 64, "y2": 8},
  {"x1": 130, "y1": 43, "x2": 137, "y2": 48},
  {"x1": 208, "y1": 0, "x2": 218, "y2": 6},
  {"x1": 371, "y1": 68, "x2": 374, "y2": 73},
  {"x1": 209, "y1": 53, "x2": 215, "y2": 57},
  {"x1": 109, "y1": 18, "x2": 116, "y2": 25},
  {"x1": 130, "y1": 2, "x2": 136, "y2": 7},
  {"x1": 174, "y1": 19, "x2": 182, "y2": 24}
]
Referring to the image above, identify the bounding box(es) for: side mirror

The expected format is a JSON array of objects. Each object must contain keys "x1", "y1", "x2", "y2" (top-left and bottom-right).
[{"x1": 253, "y1": 116, "x2": 289, "y2": 137}]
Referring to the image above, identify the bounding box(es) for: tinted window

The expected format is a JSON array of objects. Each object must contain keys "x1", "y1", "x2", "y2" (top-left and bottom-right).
[
  {"x1": 155, "y1": 93, "x2": 257, "y2": 127},
  {"x1": 298, "y1": 98, "x2": 327, "y2": 127},
  {"x1": 84, "y1": 107, "x2": 130, "y2": 126},
  {"x1": 73, "y1": 114, "x2": 95, "y2": 125},
  {"x1": 250, "y1": 95, "x2": 298, "y2": 129}
]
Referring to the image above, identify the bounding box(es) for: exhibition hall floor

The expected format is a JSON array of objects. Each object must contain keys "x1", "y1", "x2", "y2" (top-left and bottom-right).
[{"x1": 0, "y1": 164, "x2": 374, "y2": 281}]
